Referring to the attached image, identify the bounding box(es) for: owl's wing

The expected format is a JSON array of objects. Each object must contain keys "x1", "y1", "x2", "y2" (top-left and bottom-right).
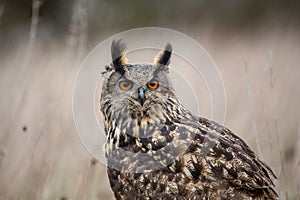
[{"x1": 171, "y1": 117, "x2": 278, "y2": 199}]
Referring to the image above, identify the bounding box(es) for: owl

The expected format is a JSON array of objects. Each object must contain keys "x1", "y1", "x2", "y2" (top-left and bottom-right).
[{"x1": 100, "y1": 39, "x2": 278, "y2": 199}]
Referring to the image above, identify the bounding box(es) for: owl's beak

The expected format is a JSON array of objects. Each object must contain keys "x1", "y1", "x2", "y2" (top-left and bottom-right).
[{"x1": 138, "y1": 88, "x2": 145, "y2": 106}]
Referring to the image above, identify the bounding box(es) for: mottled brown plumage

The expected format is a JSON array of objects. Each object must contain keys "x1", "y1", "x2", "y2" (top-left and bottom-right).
[{"x1": 100, "y1": 39, "x2": 278, "y2": 199}]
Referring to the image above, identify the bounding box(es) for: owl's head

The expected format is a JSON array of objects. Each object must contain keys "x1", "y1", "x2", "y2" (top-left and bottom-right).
[{"x1": 101, "y1": 39, "x2": 179, "y2": 127}]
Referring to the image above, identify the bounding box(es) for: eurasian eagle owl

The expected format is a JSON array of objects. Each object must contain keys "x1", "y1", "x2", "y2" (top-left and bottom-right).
[{"x1": 100, "y1": 39, "x2": 278, "y2": 199}]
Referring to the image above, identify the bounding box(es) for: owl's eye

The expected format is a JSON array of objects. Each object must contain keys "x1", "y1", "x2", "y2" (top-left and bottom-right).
[
  {"x1": 119, "y1": 80, "x2": 133, "y2": 90},
  {"x1": 147, "y1": 80, "x2": 159, "y2": 90}
]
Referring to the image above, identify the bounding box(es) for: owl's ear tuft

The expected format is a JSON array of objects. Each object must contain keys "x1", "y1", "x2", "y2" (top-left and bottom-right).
[
  {"x1": 111, "y1": 39, "x2": 127, "y2": 75},
  {"x1": 154, "y1": 43, "x2": 172, "y2": 66}
]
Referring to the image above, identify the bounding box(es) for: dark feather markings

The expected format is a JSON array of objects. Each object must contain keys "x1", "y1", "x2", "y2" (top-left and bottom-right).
[
  {"x1": 111, "y1": 39, "x2": 126, "y2": 75},
  {"x1": 155, "y1": 43, "x2": 172, "y2": 66}
]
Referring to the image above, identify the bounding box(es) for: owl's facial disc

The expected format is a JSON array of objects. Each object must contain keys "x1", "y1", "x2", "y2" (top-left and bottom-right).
[{"x1": 102, "y1": 39, "x2": 174, "y2": 120}]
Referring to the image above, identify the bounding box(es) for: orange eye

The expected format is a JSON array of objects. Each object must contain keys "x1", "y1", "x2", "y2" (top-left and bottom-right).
[
  {"x1": 119, "y1": 80, "x2": 133, "y2": 90},
  {"x1": 147, "y1": 80, "x2": 159, "y2": 90}
]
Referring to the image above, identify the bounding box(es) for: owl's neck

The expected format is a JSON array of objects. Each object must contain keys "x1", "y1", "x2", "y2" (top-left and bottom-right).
[
  {"x1": 103, "y1": 97, "x2": 189, "y2": 132},
  {"x1": 102, "y1": 97, "x2": 192, "y2": 155}
]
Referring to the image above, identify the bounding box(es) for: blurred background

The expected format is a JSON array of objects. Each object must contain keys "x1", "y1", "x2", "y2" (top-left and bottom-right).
[{"x1": 1, "y1": 0, "x2": 300, "y2": 199}]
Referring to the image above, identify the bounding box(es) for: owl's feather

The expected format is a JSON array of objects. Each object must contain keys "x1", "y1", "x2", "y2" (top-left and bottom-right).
[{"x1": 100, "y1": 40, "x2": 278, "y2": 200}]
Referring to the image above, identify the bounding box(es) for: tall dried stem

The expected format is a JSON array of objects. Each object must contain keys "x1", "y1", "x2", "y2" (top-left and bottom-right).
[{"x1": 244, "y1": 57, "x2": 262, "y2": 156}]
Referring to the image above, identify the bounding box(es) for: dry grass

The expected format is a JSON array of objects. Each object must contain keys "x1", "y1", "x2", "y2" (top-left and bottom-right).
[{"x1": 0, "y1": 9, "x2": 299, "y2": 199}]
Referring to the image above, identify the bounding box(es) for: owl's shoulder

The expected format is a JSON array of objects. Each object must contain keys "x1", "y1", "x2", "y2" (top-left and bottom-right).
[{"x1": 169, "y1": 116, "x2": 278, "y2": 199}]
